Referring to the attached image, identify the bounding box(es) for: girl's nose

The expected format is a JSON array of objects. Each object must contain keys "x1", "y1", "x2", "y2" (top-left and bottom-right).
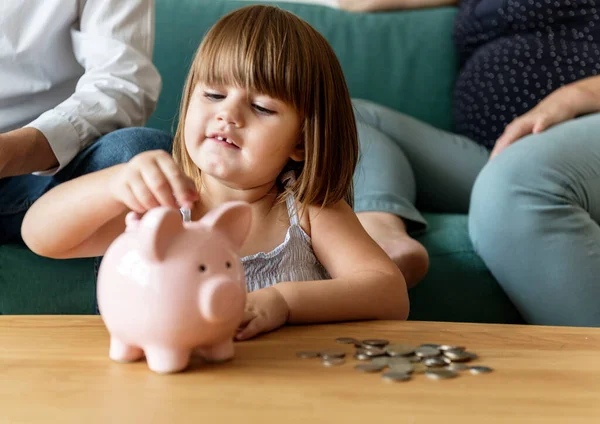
[{"x1": 217, "y1": 105, "x2": 242, "y2": 127}]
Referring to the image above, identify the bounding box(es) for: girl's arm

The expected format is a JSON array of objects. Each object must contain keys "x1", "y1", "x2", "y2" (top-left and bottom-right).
[
  {"x1": 338, "y1": 0, "x2": 458, "y2": 12},
  {"x1": 21, "y1": 164, "x2": 130, "y2": 259},
  {"x1": 233, "y1": 199, "x2": 411, "y2": 340},
  {"x1": 22, "y1": 150, "x2": 198, "y2": 259},
  {"x1": 236, "y1": 199, "x2": 408, "y2": 339},
  {"x1": 278, "y1": 200, "x2": 409, "y2": 323}
]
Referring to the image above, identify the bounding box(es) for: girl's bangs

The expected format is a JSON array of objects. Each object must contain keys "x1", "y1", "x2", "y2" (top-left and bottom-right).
[{"x1": 192, "y1": 15, "x2": 302, "y2": 108}]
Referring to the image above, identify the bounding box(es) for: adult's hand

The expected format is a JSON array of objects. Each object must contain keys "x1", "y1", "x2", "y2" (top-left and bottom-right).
[
  {"x1": 490, "y1": 83, "x2": 599, "y2": 160},
  {"x1": 0, "y1": 128, "x2": 57, "y2": 178}
]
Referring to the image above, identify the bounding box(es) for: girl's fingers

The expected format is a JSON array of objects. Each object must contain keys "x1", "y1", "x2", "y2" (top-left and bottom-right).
[
  {"x1": 128, "y1": 172, "x2": 161, "y2": 211},
  {"x1": 155, "y1": 155, "x2": 199, "y2": 208},
  {"x1": 238, "y1": 310, "x2": 256, "y2": 329},
  {"x1": 236, "y1": 316, "x2": 262, "y2": 341},
  {"x1": 140, "y1": 160, "x2": 178, "y2": 208},
  {"x1": 121, "y1": 184, "x2": 145, "y2": 214}
]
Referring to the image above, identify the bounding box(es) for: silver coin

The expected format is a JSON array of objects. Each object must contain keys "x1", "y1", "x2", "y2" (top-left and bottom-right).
[
  {"x1": 415, "y1": 346, "x2": 440, "y2": 358},
  {"x1": 354, "y1": 352, "x2": 371, "y2": 361},
  {"x1": 386, "y1": 357, "x2": 411, "y2": 367},
  {"x1": 355, "y1": 363, "x2": 386, "y2": 373},
  {"x1": 364, "y1": 347, "x2": 387, "y2": 357},
  {"x1": 423, "y1": 356, "x2": 447, "y2": 368},
  {"x1": 466, "y1": 352, "x2": 479, "y2": 361},
  {"x1": 440, "y1": 345, "x2": 466, "y2": 352},
  {"x1": 419, "y1": 343, "x2": 441, "y2": 349},
  {"x1": 335, "y1": 337, "x2": 359, "y2": 345},
  {"x1": 362, "y1": 339, "x2": 390, "y2": 348},
  {"x1": 425, "y1": 369, "x2": 458, "y2": 380},
  {"x1": 322, "y1": 357, "x2": 345, "y2": 367},
  {"x1": 388, "y1": 362, "x2": 414, "y2": 374},
  {"x1": 469, "y1": 366, "x2": 493, "y2": 374},
  {"x1": 412, "y1": 363, "x2": 428, "y2": 374},
  {"x1": 443, "y1": 348, "x2": 467, "y2": 357},
  {"x1": 382, "y1": 371, "x2": 411, "y2": 382},
  {"x1": 296, "y1": 351, "x2": 320, "y2": 359},
  {"x1": 370, "y1": 356, "x2": 390, "y2": 367},
  {"x1": 385, "y1": 344, "x2": 416, "y2": 357},
  {"x1": 443, "y1": 350, "x2": 476, "y2": 362},
  {"x1": 446, "y1": 363, "x2": 470, "y2": 371},
  {"x1": 320, "y1": 349, "x2": 346, "y2": 359},
  {"x1": 408, "y1": 355, "x2": 422, "y2": 363}
]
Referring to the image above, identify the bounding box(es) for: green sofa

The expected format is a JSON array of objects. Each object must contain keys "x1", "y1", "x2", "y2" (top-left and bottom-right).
[{"x1": 0, "y1": 0, "x2": 524, "y2": 324}]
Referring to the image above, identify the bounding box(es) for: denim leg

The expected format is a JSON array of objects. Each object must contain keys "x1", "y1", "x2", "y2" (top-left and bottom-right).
[
  {"x1": 0, "y1": 127, "x2": 173, "y2": 244},
  {"x1": 352, "y1": 99, "x2": 489, "y2": 231},
  {"x1": 354, "y1": 121, "x2": 426, "y2": 231},
  {"x1": 469, "y1": 113, "x2": 600, "y2": 326}
]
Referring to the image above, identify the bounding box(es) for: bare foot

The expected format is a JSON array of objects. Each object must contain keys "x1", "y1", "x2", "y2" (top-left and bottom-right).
[{"x1": 357, "y1": 212, "x2": 429, "y2": 289}]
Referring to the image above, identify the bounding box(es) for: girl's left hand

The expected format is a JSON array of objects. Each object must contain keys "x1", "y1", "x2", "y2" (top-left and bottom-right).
[
  {"x1": 490, "y1": 86, "x2": 588, "y2": 160},
  {"x1": 235, "y1": 287, "x2": 290, "y2": 341}
]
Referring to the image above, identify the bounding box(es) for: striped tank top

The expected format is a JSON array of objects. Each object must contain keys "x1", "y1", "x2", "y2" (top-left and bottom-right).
[{"x1": 241, "y1": 173, "x2": 330, "y2": 292}]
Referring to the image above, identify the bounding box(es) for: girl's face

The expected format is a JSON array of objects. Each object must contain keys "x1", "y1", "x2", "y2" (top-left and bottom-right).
[{"x1": 184, "y1": 83, "x2": 304, "y2": 189}]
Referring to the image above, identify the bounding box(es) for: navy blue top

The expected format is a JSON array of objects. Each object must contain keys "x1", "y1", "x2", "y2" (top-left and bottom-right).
[{"x1": 453, "y1": 0, "x2": 600, "y2": 148}]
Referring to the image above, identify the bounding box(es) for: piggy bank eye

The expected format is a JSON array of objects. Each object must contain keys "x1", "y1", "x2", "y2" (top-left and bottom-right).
[
  {"x1": 199, "y1": 265, "x2": 207, "y2": 272},
  {"x1": 226, "y1": 261, "x2": 231, "y2": 269}
]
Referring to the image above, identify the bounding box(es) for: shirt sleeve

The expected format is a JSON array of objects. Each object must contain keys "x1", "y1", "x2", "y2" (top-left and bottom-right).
[{"x1": 26, "y1": 0, "x2": 162, "y2": 176}]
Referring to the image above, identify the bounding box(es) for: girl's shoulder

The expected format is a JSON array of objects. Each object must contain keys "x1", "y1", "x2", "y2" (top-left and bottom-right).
[
  {"x1": 287, "y1": 200, "x2": 347, "y2": 239},
  {"x1": 304, "y1": 199, "x2": 354, "y2": 237}
]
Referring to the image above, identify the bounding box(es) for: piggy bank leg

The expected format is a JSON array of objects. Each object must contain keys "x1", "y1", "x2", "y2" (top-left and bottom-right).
[
  {"x1": 109, "y1": 337, "x2": 144, "y2": 363},
  {"x1": 144, "y1": 347, "x2": 191, "y2": 374},
  {"x1": 195, "y1": 339, "x2": 234, "y2": 363}
]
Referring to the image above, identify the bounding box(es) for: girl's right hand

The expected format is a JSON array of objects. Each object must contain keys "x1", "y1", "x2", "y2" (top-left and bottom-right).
[{"x1": 110, "y1": 150, "x2": 199, "y2": 214}]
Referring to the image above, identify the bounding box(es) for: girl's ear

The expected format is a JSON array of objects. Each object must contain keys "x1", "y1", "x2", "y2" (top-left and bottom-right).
[{"x1": 289, "y1": 138, "x2": 305, "y2": 162}]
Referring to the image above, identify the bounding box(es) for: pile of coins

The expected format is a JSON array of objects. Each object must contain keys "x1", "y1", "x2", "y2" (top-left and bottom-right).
[{"x1": 296, "y1": 337, "x2": 493, "y2": 383}]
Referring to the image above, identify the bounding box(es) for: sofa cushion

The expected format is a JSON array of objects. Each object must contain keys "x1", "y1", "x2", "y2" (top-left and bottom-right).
[
  {"x1": 411, "y1": 213, "x2": 524, "y2": 323},
  {"x1": 0, "y1": 244, "x2": 96, "y2": 314},
  {"x1": 0, "y1": 215, "x2": 523, "y2": 324}
]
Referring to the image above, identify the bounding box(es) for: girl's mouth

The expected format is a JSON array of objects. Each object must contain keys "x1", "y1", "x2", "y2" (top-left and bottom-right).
[{"x1": 210, "y1": 135, "x2": 239, "y2": 149}]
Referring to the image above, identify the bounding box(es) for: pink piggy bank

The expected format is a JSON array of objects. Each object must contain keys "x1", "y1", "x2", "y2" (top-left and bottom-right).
[{"x1": 97, "y1": 201, "x2": 252, "y2": 374}]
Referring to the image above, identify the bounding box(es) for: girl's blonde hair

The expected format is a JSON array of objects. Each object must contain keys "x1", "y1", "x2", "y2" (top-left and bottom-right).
[{"x1": 173, "y1": 5, "x2": 358, "y2": 209}]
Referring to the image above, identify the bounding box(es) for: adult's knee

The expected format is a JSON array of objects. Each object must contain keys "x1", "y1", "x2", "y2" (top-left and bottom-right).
[
  {"x1": 352, "y1": 98, "x2": 382, "y2": 128},
  {"x1": 94, "y1": 127, "x2": 173, "y2": 163},
  {"x1": 468, "y1": 134, "x2": 570, "y2": 257}
]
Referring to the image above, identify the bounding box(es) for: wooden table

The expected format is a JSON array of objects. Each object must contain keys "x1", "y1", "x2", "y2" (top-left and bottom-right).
[{"x1": 1, "y1": 317, "x2": 599, "y2": 423}]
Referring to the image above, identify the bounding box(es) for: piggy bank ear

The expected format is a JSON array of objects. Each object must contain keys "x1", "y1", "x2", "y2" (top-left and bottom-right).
[
  {"x1": 124, "y1": 211, "x2": 142, "y2": 232},
  {"x1": 137, "y1": 207, "x2": 183, "y2": 261},
  {"x1": 201, "y1": 201, "x2": 252, "y2": 251}
]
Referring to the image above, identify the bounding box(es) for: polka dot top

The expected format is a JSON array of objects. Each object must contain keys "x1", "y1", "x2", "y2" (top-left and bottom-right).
[{"x1": 453, "y1": 0, "x2": 600, "y2": 149}]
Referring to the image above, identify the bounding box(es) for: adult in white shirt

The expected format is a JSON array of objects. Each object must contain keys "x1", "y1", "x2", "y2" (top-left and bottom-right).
[{"x1": 0, "y1": 0, "x2": 171, "y2": 244}]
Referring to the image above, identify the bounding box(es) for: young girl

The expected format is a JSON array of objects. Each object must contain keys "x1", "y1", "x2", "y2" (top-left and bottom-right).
[{"x1": 22, "y1": 5, "x2": 409, "y2": 339}]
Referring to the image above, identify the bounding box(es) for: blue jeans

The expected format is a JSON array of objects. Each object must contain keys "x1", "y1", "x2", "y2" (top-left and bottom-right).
[
  {"x1": 352, "y1": 99, "x2": 600, "y2": 327},
  {"x1": 469, "y1": 114, "x2": 600, "y2": 327},
  {"x1": 0, "y1": 127, "x2": 173, "y2": 244}
]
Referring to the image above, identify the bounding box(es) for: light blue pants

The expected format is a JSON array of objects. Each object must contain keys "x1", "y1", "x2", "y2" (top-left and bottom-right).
[{"x1": 352, "y1": 99, "x2": 600, "y2": 327}]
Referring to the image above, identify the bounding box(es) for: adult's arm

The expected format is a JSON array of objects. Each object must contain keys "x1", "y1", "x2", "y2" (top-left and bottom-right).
[
  {"x1": 24, "y1": 0, "x2": 161, "y2": 176},
  {"x1": 338, "y1": 0, "x2": 458, "y2": 12},
  {"x1": 491, "y1": 75, "x2": 600, "y2": 159}
]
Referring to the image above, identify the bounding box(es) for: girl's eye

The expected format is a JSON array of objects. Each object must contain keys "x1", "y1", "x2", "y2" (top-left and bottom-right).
[
  {"x1": 253, "y1": 104, "x2": 275, "y2": 115},
  {"x1": 204, "y1": 92, "x2": 224, "y2": 100}
]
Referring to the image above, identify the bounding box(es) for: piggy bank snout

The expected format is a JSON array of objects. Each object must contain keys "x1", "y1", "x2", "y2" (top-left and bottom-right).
[{"x1": 199, "y1": 278, "x2": 245, "y2": 323}]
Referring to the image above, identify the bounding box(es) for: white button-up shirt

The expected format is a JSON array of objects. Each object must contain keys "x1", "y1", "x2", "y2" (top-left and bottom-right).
[{"x1": 0, "y1": 0, "x2": 161, "y2": 175}]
